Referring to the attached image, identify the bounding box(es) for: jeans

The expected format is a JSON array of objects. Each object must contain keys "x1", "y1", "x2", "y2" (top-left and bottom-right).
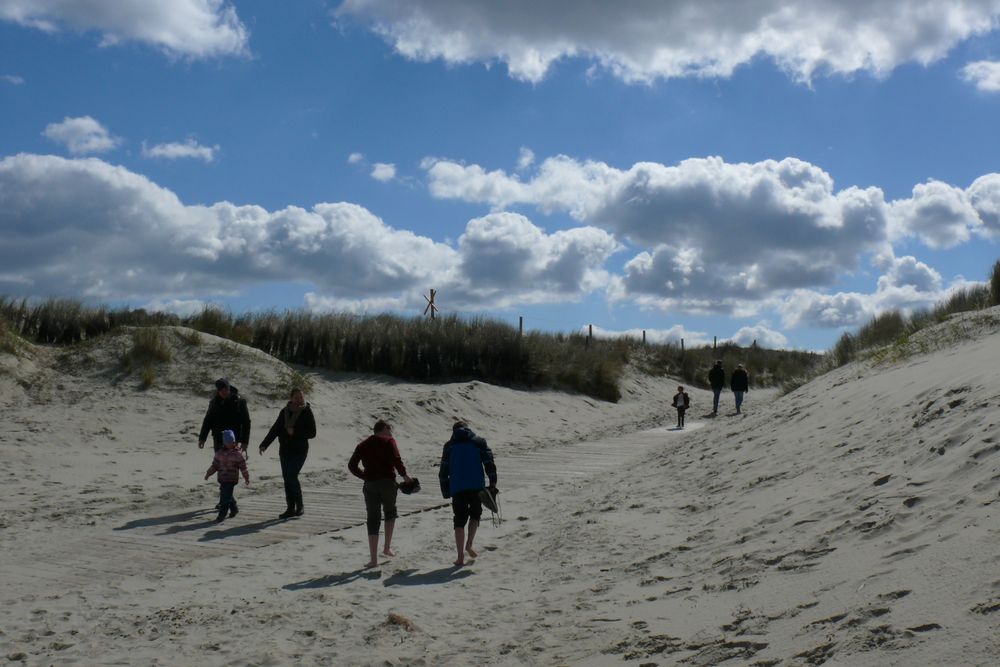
[
  {"x1": 733, "y1": 391, "x2": 745, "y2": 412},
  {"x1": 280, "y1": 449, "x2": 308, "y2": 511},
  {"x1": 218, "y1": 482, "x2": 237, "y2": 517},
  {"x1": 712, "y1": 388, "x2": 722, "y2": 412}
]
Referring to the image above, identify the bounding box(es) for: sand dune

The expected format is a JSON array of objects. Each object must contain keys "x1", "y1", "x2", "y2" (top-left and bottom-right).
[{"x1": 1, "y1": 311, "x2": 998, "y2": 666}]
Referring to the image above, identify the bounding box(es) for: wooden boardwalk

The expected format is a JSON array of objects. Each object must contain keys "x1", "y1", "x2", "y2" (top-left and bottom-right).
[{"x1": 2, "y1": 426, "x2": 681, "y2": 601}]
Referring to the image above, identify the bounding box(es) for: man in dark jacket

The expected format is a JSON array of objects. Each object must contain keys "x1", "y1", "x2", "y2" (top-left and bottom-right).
[
  {"x1": 708, "y1": 360, "x2": 726, "y2": 415},
  {"x1": 730, "y1": 364, "x2": 750, "y2": 414},
  {"x1": 439, "y1": 420, "x2": 497, "y2": 566},
  {"x1": 198, "y1": 378, "x2": 252, "y2": 453}
]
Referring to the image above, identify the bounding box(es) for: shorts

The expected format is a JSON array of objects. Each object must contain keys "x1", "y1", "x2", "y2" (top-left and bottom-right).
[{"x1": 451, "y1": 489, "x2": 483, "y2": 529}]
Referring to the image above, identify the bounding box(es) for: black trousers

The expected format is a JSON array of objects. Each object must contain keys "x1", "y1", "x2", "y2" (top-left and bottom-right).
[{"x1": 280, "y1": 449, "x2": 308, "y2": 510}]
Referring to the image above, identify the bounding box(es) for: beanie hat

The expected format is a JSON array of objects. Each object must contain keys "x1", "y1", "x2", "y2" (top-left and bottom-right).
[
  {"x1": 215, "y1": 378, "x2": 230, "y2": 390},
  {"x1": 222, "y1": 429, "x2": 236, "y2": 444}
]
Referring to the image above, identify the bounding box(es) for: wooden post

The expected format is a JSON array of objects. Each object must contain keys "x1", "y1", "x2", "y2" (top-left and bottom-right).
[
  {"x1": 642, "y1": 329, "x2": 646, "y2": 345},
  {"x1": 519, "y1": 316, "x2": 523, "y2": 337},
  {"x1": 587, "y1": 324, "x2": 593, "y2": 348},
  {"x1": 681, "y1": 338, "x2": 685, "y2": 354},
  {"x1": 713, "y1": 335, "x2": 717, "y2": 352}
]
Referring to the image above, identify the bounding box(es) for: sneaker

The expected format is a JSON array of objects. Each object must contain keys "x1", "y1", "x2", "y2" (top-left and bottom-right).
[
  {"x1": 279, "y1": 509, "x2": 296, "y2": 519},
  {"x1": 229, "y1": 506, "x2": 238, "y2": 518},
  {"x1": 215, "y1": 514, "x2": 226, "y2": 523},
  {"x1": 294, "y1": 507, "x2": 303, "y2": 516}
]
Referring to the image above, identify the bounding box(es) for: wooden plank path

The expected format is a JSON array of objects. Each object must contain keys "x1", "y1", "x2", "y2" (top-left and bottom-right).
[{"x1": 1, "y1": 426, "x2": 682, "y2": 601}]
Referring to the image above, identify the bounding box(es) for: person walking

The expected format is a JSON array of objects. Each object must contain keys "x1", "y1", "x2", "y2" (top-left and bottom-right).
[
  {"x1": 204, "y1": 430, "x2": 251, "y2": 522},
  {"x1": 258, "y1": 387, "x2": 316, "y2": 519},
  {"x1": 708, "y1": 360, "x2": 726, "y2": 415},
  {"x1": 348, "y1": 420, "x2": 414, "y2": 568},
  {"x1": 731, "y1": 364, "x2": 750, "y2": 414},
  {"x1": 438, "y1": 420, "x2": 498, "y2": 567},
  {"x1": 198, "y1": 378, "x2": 251, "y2": 454},
  {"x1": 672, "y1": 386, "x2": 690, "y2": 428}
]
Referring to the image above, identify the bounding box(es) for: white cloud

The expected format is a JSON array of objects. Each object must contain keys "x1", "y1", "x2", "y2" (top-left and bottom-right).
[
  {"x1": 517, "y1": 147, "x2": 535, "y2": 170},
  {"x1": 967, "y1": 173, "x2": 1000, "y2": 238},
  {"x1": 371, "y1": 162, "x2": 397, "y2": 182},
  {"x1": 0, "y1": 0, "x2": 248, "y2": 59},
  {"x1": 142, "y1": 139, "x2": 219, "y2": 162},
  {"x1": 426, "y1": 154, "x2": 890, "y2": 310},
  {"x1": 0, "y1": 154, "x2": 613, "y2": 310},
  {"x1": 889, "y1": 180, "x2": 982, "y2": 248},
  {"x1": 962, "y1": 59, "x2": 1000, "y2": 91},
  {"x1": 728, "y1": 323, "x2": 789, "y2": 349},
  {"x1": 336, "y1": 0, "x2": 1000, "y2": 83},
  {"x1": 1, "y1": 74, "x2": 24, "y2": 85},
  {"x1": 142, "y1": 298, "x2": 208, "y2": 317},
  {"x1": 347, "y1": 152, "x2": 365, "y2": 164},
  {"x1": 42, "y1": 116, "x2": 120, "y2": 154},
  {"x1": 589, "y1": 324, "x2": 710, "y2": 346},
  {"x1": 779, "y1": 254, "x2": 978, "y2": 329}
]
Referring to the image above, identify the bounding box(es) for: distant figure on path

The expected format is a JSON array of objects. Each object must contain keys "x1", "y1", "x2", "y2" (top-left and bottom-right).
[
  {"x1": 198, "y1": 378, "x2": 251, "y2": 454},
  {"x1": 731, "y1": 364, "x2": 750, "y2": 414},
  {"x1": 204, "y1": 429, "x2": 250, "y2": 522},
  {"x1": 348, "y1": 420, "x2": 414, "y2": 568},
  {"x1": 708, "y1": 360, "x2": 726, "y2": 415},
  {"x1": 439, "y1": 420, "x2": 498, "y2": 567},
  {"x1": 258, "y1": 387, "x2": 316, "y2": 519},
  {"x1": 672, "y1": 386, "x2": 690, "y2": 428}
]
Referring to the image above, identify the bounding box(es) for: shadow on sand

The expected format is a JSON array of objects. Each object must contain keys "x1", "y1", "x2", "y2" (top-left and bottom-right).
[
  {"x1": 198, "y1": 517, "x2": 288, "y2": 541},
  {"x1": 284, "y1": 568, "x2": 383, "y2": 590},
  {"x1": 114, "y1": 509, "x2": 216, "y2": 531},
  {"x1": 382, "y1": 566, "x2": 474, "y2": 587}
]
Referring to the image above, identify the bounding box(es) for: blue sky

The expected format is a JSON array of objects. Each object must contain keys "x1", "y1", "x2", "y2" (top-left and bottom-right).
[{"x1": 3, "y1": 1, "x2": 1000, "y2": 351}]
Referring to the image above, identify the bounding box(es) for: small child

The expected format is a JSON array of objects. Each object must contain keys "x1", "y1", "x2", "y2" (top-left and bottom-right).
[
  {"x1": 205, "y1": 429, "x2": 250, "y2": 522},
  {"x1": 672, "y1": 386, "x2": 690, "y2": 428}
]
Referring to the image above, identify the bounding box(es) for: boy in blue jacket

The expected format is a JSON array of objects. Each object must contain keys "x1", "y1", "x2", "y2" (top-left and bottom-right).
[{"x1": 439, "y1": 420, "x2": 498, "y2": 566}]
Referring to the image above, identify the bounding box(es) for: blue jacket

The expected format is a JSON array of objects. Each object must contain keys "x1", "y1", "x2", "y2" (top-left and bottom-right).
[{"x1": 439, "y1": 427, "x2": 497, "y2": 498}]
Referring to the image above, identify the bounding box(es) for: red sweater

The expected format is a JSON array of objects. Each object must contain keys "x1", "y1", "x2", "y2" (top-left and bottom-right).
[
  {"x1": 348, "y1": 434, "x2": 407, "y2": 481},
  {"x1": 206, "y1": 447, "x2": 250, "y2": 485}
]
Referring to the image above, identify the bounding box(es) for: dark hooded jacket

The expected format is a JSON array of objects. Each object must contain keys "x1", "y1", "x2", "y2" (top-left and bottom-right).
[
  {"x1": 259, "y1": 402, "x2": 316, "y2": 456},
  {"x1": 708, "y1": 365, "x2": 726, "y2": 390},
  {"x1": 731, "y1": 368, "x2": 750, "y2": 393},
  {"x1": 439, "y1": 427, "x2": 497, "y2": 498},
  {"x1": 199, "y1": 385, "x2": 252, "y2": 450}
]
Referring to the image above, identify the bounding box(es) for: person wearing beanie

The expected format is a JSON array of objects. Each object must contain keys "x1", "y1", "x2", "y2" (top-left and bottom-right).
[
  {"x1": 204, "y1": 429, "x2": 251, "y2": 522},
  {"x1": 258, "y1": 387, "x2": 317, "y2": 519},
  {"x1": 197, "y1": 378, "x2": 252, "y2": 453}
]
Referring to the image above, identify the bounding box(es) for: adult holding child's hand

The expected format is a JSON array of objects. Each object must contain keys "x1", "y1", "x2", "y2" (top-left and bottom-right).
[{"x1": 258, "y1": 387, "x2": 316, "y2": 519}]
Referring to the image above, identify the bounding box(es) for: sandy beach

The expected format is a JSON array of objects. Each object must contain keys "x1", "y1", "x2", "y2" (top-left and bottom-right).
[{"x1": 2, "y1": 309, "x2": 999, "y2": 666}]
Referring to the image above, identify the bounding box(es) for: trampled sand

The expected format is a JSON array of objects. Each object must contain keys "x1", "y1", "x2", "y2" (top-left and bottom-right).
[{"x1": 1, "y1": 310, "x2": 998, "y2": 666}]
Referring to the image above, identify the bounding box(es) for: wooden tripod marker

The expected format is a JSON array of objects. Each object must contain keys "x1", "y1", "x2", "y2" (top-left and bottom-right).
[{"x1": 423, "y1": 289, "x2": 438, "y2": 320}]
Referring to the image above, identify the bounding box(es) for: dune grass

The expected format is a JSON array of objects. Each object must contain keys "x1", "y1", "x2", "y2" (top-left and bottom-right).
[{"x1": 0, "y1": 297, "x2": 822, "y2": 401}]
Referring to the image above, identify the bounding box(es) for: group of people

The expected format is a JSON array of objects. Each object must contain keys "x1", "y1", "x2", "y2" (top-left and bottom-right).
[
  {"x1": 198, "y1": 378, "x2": 498, "y2": 568},
  {"x1": 671, "y1": 361, "x2": 751, "y2": 428}
]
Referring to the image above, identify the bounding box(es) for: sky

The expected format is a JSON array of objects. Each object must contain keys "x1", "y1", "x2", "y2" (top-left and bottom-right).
[{"x1": 2, "y1": 1, "x2": 1000, "y2": 352}]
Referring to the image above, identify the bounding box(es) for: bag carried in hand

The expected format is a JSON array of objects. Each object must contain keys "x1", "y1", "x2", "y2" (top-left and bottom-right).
[
  {"x1": 398, "y1": 477, "x2": 421, "y2": 495},
  {"x1": 479, "y1": 487, "x2": 502, "y2": 526}
]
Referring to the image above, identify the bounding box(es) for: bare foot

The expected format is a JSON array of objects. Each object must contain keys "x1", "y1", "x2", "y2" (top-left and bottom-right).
[
  {"x1": 364, "y1": 560, "x2": 378, "y2": 569},
  {"x1": 465, "y1": 546, "x2": 478, "y2": 558},
  {"x1": 382, "y1": 548, "x2": 395, "y2": 557},
  {"x1": 453, "y1": 558, "x2": 464, "y2": 567}
]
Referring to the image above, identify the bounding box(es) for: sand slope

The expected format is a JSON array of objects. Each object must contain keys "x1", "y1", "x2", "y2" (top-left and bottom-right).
[{"x1": 0, "y1": 312, "x2": 997, "y2": 666}]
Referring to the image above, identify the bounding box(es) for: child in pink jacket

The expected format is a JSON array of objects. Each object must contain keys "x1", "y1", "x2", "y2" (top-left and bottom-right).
[{"x1": 205, "y1": 429, "x2": 251, "y2": 522}]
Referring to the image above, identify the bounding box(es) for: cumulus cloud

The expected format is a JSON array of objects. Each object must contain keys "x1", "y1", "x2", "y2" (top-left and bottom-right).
[
  {"x1": 426, "y1": 154, "x2": 891, "y2": 310},
  {"x1": 141, "y1": 297, "x2": 208, "y2": 317},
  {"x1": 371, "y1": 162, "x2": 397, "y2": 182},
  {"x1": 962, "y1": 59, "x2": 1000, "y2": 91},
  {"x1": 967, "y1": 173, "x2": 1000, "y2": 238},
  {"x1": 779, "y1": 254, "x2": 976, "y2": 329},
  {"x1": 728, "y1": 323, "x2": 789, "y2": 349},
  {"x1": 142, "y1": 139, "x2": 219, "y2": 162},
  {"x1": 517, "y1": 147, "x2": 535, "y2": 171},
  {"x1": 335, "y1": 0, "x2": 1000, "y2": 83},
  {"x1": 1, "y1": 74, "x2": 24, "y2": 85},
  {"x1": 589, "y1": 324, "x2": 710, "y2": 346},
  {"x1": 0, "y1": 0, "x2": 248, "y2": 59},
  {"x1": 347, "y1": 152, "x2": 365, "y2": 164},
  {"x1": 43, "y1": 116, "x2": 120, "y2": 154},
  {"x1": 889, "y1": 179, "x2": 983, "y2": 248},
  {"x1": 0, "y1": 154, "x2": 612, "y2": 310}
]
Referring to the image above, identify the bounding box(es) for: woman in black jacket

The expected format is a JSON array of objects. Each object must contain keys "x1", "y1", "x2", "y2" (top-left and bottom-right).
[{"x1": 258, "y1": 387, "x2": 316, "y2": 519}]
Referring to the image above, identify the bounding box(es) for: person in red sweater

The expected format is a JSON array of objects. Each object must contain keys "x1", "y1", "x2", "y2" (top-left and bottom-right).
[
  {"x1": 348, "y1": 420, "x2": 414, "y2": 568},
  {"x1": 204, "y1": 429, "x2": 251, "y2": 522}
]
